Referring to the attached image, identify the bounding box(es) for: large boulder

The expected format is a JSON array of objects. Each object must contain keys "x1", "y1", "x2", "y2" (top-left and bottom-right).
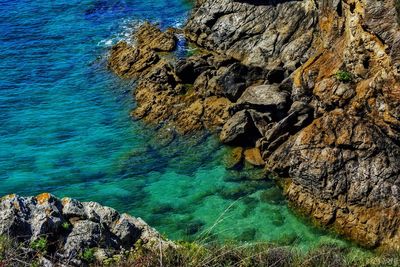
[
  {"x1": 267, "y1": 110, "x2": 400, "y2": 248},
  {"x1": 220, "y1": 110, "x2": 260, "y2": 145},
  {"x1": 233, "y1": 85, "x2": 290, "y2": 116},
  {"x1": 219, "y1": 63, "x2": 266, "y2": 101},
  {"x1": 63, "y1": 220, "x2": 102, "y2": 257}
]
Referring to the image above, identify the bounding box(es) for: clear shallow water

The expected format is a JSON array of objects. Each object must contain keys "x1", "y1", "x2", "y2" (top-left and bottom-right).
[{"x1": 1, "y1": 0, "x2": 351, "y2": 250}]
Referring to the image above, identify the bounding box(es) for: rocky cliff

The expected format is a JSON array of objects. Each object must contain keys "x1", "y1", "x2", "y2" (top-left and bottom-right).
[{"x1": 108, "y1": 0, "x2": 400, "y2": 249}]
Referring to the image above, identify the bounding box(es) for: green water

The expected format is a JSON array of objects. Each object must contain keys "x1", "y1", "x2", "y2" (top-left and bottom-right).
[{"x1": 0, "y1": 0, "x2": 358, "y2": 251}]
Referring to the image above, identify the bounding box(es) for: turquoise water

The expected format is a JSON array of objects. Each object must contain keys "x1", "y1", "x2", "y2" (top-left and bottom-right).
[{"x1": 1, "y1": 0, "x2": 350, "y2": 249}]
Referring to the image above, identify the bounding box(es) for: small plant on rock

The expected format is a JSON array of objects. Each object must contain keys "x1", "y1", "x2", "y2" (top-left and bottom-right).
[
  {"x1": 80, "y1": 248, "x2": 96, "y2": 263},
  {"x1": 335, "y1": 70, "x2": 353, "y2": 83},
  {"x1": 30, "y1": 237, "x2": 47, "y2": 253},
  {"x1": 61, "y1": 221, "x2": 70, "y2": 230}
]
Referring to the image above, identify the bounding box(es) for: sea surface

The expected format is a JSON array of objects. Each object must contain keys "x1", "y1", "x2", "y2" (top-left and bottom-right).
[{"x1": 1, "y1": 0, "x2": 352, "y2": 249}]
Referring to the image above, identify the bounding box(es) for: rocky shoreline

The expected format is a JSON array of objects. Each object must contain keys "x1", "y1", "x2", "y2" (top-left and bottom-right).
[
  {"x1": 0, "y1": 193, "x2": 172, "y2": 266},
  {"x1": 108, "y1": 0, "x2": 400, "y2": 250}
]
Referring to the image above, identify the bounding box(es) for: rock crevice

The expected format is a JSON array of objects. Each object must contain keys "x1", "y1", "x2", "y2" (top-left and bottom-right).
[{"x1": 107, "y1": 0, "x2": 400, "y2": 249}]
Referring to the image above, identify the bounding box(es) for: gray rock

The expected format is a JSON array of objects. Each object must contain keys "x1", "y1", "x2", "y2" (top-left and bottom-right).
[
  {"x1": 130, "y1": 217, "x2": 171, "y2": 250},
  {"x1": 220, "y1": 110, "x2": 259, "y2": 145},
  {"x1": 233, "y1": 85, "x2": 290, "y2": 116},
  {"x1": 0, "y1": 194, "x2": 32, "y2": 238},
  {"x1": 63, "y1": 220, "x2": 101, "y2": 256},
  {"x1": 0, "y1": 194, "x2": 175, "y2": 264},
  {"x1": 110, "y1": 213, "x2": 141, "y2": 249},
  {"x1": 185, "y1": 0, "x2": 318, "y2": 69},
  {"x1": 62, "y1": 197, "x2": 85, "y2": 218},
  {"x1": 82, "y1": 201, "x2": 119, "y2": 226},
  {"x1": 219, "y1": 63, "x2": 267, "y2": 101}
]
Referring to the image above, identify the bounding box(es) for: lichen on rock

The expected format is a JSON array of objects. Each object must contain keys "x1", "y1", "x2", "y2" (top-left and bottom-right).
[{"x1": 107, "y1": 0, "x2": 400, "y2": 250}]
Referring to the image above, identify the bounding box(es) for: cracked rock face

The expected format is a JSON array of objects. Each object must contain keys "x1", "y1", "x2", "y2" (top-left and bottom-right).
[
  {"x1": 107, "y1": 0, "x2": 400, "y2": 249},
  {"x1": 185, "y1": 0, "x2": 318, "y2": 70},
  {"x1": 0, "y1": 193, "x2": 173, "y2": 265},
  {"x1": 185, "y1": 0, "x2": 400, "y2": 249}
]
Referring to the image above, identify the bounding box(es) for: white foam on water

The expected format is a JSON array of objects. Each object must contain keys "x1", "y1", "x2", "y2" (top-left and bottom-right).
[{"x1": 97, "y1": 18, "x2": 145, "y2": 48}]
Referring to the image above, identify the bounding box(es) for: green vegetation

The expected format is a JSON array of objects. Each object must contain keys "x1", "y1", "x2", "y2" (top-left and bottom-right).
[
  {"x1": 30, "y1": 237, "x2": 48, "y2": 253},
  {"x1": 1, "y1": 235, "x2": 400, "y2": 266},
  {"x1": 103, "y1": 241, "x2": 400, "y2": 267},
  {"x1": 81, "y1": 248, "x2": 96, "y2": 263},
  {"x1": 335, "y1": 70, "x2": 353, "y2": 83},
  {"x1": 61, "y1": 221, "x2": 71, "y2": 230}
]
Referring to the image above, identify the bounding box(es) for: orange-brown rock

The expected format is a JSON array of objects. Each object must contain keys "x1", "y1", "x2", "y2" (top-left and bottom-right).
[
  {"x1": 136, "y1": 22, "x2": 177, "y2": 52},
  {"x1": 223, "y1": 147, "x2": 244, "y2": 170},
  {"x1": 244, "y1": 148, "x2": 264, "y2": 167},
  {"x1": 109, "y1": 0, "x2": 400, "y2": 249},
  {"x1": 108, "y1": 41, "x2": 160, "y2": 78},
  {"x1": 109, "y1": 24, "x2": 238, "y2": 134},
  {"x1": 187, "y1": 0, "x2": 400, "y2": 249}
]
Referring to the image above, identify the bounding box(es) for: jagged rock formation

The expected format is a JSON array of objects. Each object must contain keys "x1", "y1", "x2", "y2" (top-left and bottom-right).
[
  {"x1": 108, "y1": 0, "x2": 400, "y2": 249},
  {"x1": 0, "y1": 193, "x2": 173, "y2": 265},
  {"x1": 185, "y1": 0, "x2": 319, "y2": 70},
  {"x1": 186, "y1": 0, "x2": 400, "y2": 249}
]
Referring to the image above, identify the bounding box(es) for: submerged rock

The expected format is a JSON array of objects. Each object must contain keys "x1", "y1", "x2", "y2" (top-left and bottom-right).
[{"x1": 223, "y1": 147, "x2": 244, "y2": 170}]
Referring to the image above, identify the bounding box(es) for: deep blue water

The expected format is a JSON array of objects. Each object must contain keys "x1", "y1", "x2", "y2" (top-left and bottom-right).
[{"x1": 0, "y1": 0, "x2": 353, "y2": 249}]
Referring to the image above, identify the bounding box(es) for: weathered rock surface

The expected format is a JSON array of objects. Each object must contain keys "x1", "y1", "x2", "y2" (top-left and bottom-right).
[
  {"x1": 0, "y1": 193, "x2": 173, "y2": 265},
  {"x1": 136, "y1": 22, "x2": 177, "y2": 52},
  {"x1": 244, "y1": 147, "x2": 264, "y2": 167},
  {"x1": 185, "y1": 0, "x2": 318, "y2": 70},
  {"x1": 233, "y1": 84, "x2": 290, "y2": 115},
  {"x1": 185, "y1": 0, "x2": 400, "y2": 249},
  {"x1": 108, "y1": 0, "x2": 400, "y2": 249},
  {"x1": 108, "y1": 41, "x2": 160, "y2": 78},
  {"x1": 220, "y1": 110, "x2": 259, "y2": 145}
]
